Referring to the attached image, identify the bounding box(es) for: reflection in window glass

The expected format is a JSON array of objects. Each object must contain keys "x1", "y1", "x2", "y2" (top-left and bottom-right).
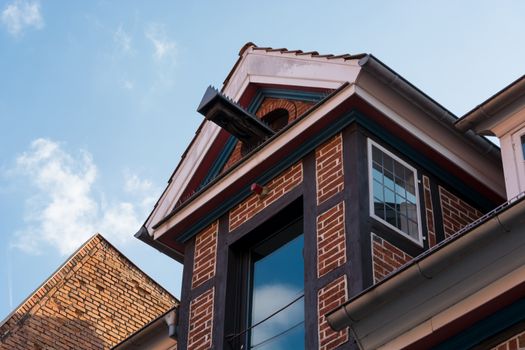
[
  {"x1": 250, "y1": 234, "x2": 304, "y2": 349},
  {"x1": 370, "y1": 142, "x2": 420, "y2": 241}
]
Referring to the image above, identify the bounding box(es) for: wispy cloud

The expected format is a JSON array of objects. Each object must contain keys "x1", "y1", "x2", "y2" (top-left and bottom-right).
[
  {"x1": 10, "y1": 138, "x2": 156, "y2": 255},
  {"x1": 1, "y1": 0, "x2": 43, "y2": 37},
  {"x1": 114, "y1": 24, "x2": 132, "y2": 54},
  {"x1": 145, "y1": 24, "x2": 176, "y2": 61}
]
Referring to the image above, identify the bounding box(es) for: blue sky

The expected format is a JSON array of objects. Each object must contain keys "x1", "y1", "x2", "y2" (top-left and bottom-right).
[{"x1": 0, "y1": 0, "x2": 524, "y2": 321}]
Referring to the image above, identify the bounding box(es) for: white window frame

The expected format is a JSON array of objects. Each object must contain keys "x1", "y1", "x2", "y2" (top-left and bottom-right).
[{"x1": 367, "y1": 138, "x2": 423, "y2": 246}]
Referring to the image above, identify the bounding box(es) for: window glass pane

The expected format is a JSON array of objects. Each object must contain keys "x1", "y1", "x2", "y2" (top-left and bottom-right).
[
  {"x1": 251, "y1": 235, "x2": 304, "y2": 349},
  {"x1": 374, "y1": 197, "x2": 386, "y2": 220},
  {"x1": 370, "y1": 142, "x2": 420, "y2": 241},
  {"x1": 372, "y1": 146, "x2": 382, "y2": 163},
  {"x1": 372, "y1": 165, "x2": 383, "y2": 183},
  {"x1": 373, "y1": 180, "x2": 384, "y2": 201},
  {"x1": 383, "y1": 153, "x2": 394, "y2": 173},
  {"x1": 384, "y1": 187, "x2": 395, "y2": 204}
]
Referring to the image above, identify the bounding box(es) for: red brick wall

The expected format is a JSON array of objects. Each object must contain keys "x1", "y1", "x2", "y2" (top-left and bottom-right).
[
  {"x1": 255, "y1": 97, "x2": 314, "y2": 122},
  {"x1": 439, "y1": 186, "x2": 482, "y2": 238},
  {"x1": 492, "y1": 330, "x2": 525, "y2": 350},
  {"x1": 187, "y1": 288, "x2": 214, "y2": 350},
  {"x1": 192, "y1": 221, "x2": 218, "y2": 289},
  {"x1": 318, "y1": 275, "x2": 348, "y2": 350},
  {"x1": 229, "y1": 162, "x2": 303, "y2": 231},
  {"x1": 317, "y1": 202, "x2": 346, "y2": 278},
  {"x1": 422, "y1": 176, "x2": 437, "y2": 247},
  {"x1": 221, "y1": 141, "x2": 243, "y2": 173},
  {"x1": 316, "y1": 134, "x2": 344, "y2": 204},
  {"x1": 371, "y1": 233, "x2": 413, "y2": 283},
  {"x1": 0, "y1": 234, "x2": 176, "y2": 350}
]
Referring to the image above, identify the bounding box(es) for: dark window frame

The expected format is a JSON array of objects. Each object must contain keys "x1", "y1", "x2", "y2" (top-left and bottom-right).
[{"x1": 224, "y1": 199, "x2": 304, "y2": 349}]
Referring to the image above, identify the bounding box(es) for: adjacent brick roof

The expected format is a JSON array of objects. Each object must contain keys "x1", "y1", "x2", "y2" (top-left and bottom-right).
[{"x1": 0, "y1": 234, "x2": 178, "y2": 350}]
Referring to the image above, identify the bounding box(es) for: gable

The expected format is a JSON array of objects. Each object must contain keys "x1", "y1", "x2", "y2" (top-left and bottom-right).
[
  {"x1": 141, "y1": 43, "x2": 505, "y2": 262},
  {"x1": 0, "y1": 234, "x2": 177, "y2": 349}
]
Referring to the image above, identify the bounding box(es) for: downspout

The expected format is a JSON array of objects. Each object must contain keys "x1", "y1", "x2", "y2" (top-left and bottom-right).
[
  {"x1": 358, "y1": 54, "x2": 500, "y2": 159},
  {"x1": 164, "y1": 308, "x2": 178, "y2": 339}
]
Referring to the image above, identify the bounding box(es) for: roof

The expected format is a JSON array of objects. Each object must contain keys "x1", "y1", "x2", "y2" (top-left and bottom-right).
[
  {"x1": 139, "y1": 42, "x2": 505, "y2": 262},
  {"x1": 0, "y1": 233, "x2": 178, "y2": 349},
  {"x1": 455, "y1": 75, "x2": 525, "y2": 134},
  {"x1": 326, "y1": 192, "x2": 525, "y2": 348}
]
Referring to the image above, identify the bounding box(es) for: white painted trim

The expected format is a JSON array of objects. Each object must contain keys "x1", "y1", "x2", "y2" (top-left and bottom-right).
[
  {"x1": 367, "y1": 139, "x2": 424, "y2": 246},
  {"x1": 248, "y1": 75, "x2": 344, "y2": 90},
  {"x1": 144, "y1": 121, "x2": 221, "y2": 231},
  {"x1": 151, "y1": 84, "x2": 357, "y2": 239},
  {"x1": 355, "y1": 85, "x2": 506, "y2": 197}
]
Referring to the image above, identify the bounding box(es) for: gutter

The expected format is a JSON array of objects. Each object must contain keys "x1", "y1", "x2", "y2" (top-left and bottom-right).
[
  {"x1": 358, "y1": 54, "x2": 500, "y2": 159},
  {"x1": 455, "y1": 75, "x2": 525, "y2": 133},
  {"x1": 325, "y1": 192, "x2": 525, "y2": 336}
]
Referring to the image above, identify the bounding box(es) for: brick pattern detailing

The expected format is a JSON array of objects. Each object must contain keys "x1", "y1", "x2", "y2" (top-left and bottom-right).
[
  {"x1": 221, "y1": 141, "x2": 243, "y2": 172},
  {"x1": 439, "y1": 186, "x2": 483, "y2": 238},
  {"x1": 316, "y1": 134, "x2": 344, "y2": 204},
  {"x1": 318, "y1": 275, "x2": 348, "y2": 350},
  {"x1": 492, "y1": 330, "x2": 525, "y2": 350},
  {"x1": 187, "y1": 288, "x2": 214, "y2": 350},
  {"x1": 255, "y1": 97, "x2": 314, "y2": 123},
  {"x1": 192, "y1": 221, "x2": 218, "y2": 289},
  {"x1": 221, "y1": 98, "x2": 314, "y2": 173},
  {"x1": 229, "y1": 162, "x2": 303, "y2": 231},
  {"x1": 317, "y1": 202, "x2": 346, "y2": 278},
  {"x1": 0, "y1": 234, "x2": 176, "y2": 350},
  {"x1": 371, "y1": 233, "x2": 413, "y2": 283},
  {"x1": 422, "y1": 176, "x2": 437, "y2": 247}
]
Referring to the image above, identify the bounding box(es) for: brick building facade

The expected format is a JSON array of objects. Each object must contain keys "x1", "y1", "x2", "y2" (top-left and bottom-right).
[
  {"x1": 137, "y1": 43, "x2": 525, "y2": 349},
  {"x1": 0, "y1": 234, "x2": 177, "y2": 350}
]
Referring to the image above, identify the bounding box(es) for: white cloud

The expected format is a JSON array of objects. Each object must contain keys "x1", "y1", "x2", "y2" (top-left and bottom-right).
[
  {"x1": 1, "y1": 0, "x2": 43, "y2": 37},
  {"x1": 114, "y1": 25, "x2": 132, "y2": 53},
  {"x1": 145, "y1": 24, "x2": 176, "y2": 61},
  {"x1": 251, "y1": 284, "x2": 304, "y2": 349},
  {"x1": 11, "y1": 139, "x2": 156, "y2": 255}
]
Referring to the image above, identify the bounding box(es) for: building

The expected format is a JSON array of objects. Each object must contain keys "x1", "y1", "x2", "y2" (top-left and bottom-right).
[
  {"x1": 137, "y1": 43, "x2": 525, "y2": 349},
  {"x1": 0, "y1": 234, "x2": 177, "y2": 350}
]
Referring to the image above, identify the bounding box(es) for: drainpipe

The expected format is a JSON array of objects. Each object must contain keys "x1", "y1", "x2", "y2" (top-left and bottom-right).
[{"x1": 164, "y1": 308, "x2": 178, "y2": 339}]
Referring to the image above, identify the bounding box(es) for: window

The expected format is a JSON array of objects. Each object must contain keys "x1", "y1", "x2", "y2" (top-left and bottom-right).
[
  {"x1": 249, "y1": 224, "x2": 304, "y2": 349},
  {"x1": 225, "y1": 205, "x2": 305, "y2": 350},
  {"x1": 368, "y1": 139, "x2": 422, "y2": 244},
  {"x1": 261, "y1": 108, "x2": 289, "y2": 132}
]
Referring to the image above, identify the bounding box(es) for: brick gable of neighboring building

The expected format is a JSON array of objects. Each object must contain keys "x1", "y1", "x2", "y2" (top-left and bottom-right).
[{"x1": 0, "y1": 234, "x2": 177, "y2": 350}]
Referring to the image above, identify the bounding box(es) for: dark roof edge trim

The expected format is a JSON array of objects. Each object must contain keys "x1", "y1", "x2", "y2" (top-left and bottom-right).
[
  {"x1": 358, "y1": 54, "x2": 501, "y2": 159},
  {"x1": 135, "y1": 226, "x2": 184, "y2": 263}
]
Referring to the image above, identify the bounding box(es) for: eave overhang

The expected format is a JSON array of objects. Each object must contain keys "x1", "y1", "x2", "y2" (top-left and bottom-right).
[
  {"x1": 140, "y1": 47, "x2": 506, "y2": 262},
  {"x1": 152, "y1": 83, "x2": 356, "y2": 243},
  {"x1": 455, "y1": 75, "x2": 525, "y2": 135},
  {"x1": 325, "y1": 194, "x2": 525, "y2": 350}
]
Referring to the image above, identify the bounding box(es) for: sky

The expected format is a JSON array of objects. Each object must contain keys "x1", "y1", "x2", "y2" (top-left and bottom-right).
[{"x1": 1, "y1": 0, "x2": 524, "y2": 321}]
